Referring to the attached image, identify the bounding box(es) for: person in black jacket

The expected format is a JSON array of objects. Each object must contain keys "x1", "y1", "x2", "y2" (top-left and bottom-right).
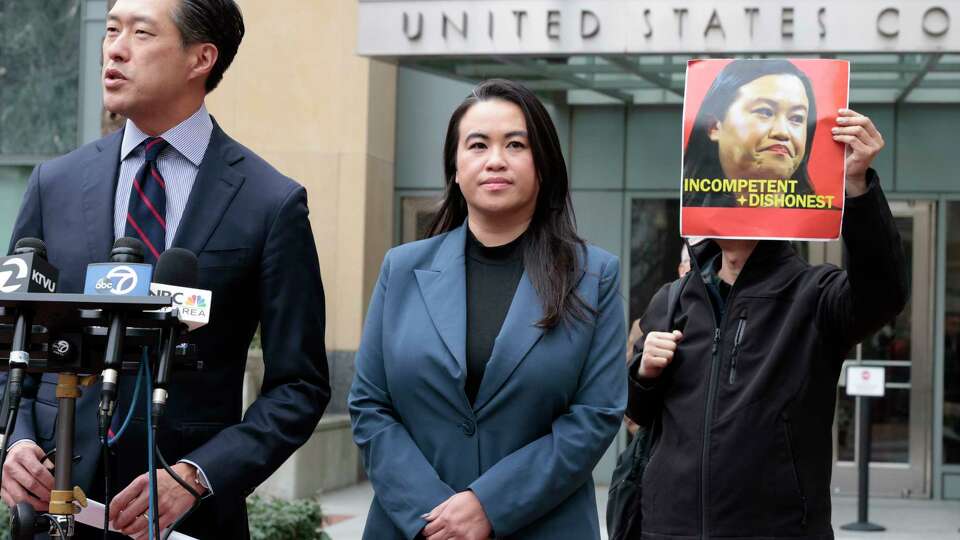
[{"x1": 627, "y1": 108, "x2": 907, "y2": 540}]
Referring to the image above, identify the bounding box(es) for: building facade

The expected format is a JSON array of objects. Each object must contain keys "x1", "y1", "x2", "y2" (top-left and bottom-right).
[
  {"x1": 361, "y1": 0, "x2": 960, "y2": 501},
  {"x1": 2, "y1": 0, "x2": 959, "y2": 501}
]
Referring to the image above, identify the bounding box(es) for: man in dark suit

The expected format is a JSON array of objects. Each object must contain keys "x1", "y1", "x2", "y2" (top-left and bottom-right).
[{"x1": 0, "y1": 0, "x2": 330, "y2": 537}]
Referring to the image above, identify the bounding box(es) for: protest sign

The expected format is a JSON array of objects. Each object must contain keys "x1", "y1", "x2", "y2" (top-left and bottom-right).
[{"x1": 680, "y1": 58, "x2": 850, "y2": 240}]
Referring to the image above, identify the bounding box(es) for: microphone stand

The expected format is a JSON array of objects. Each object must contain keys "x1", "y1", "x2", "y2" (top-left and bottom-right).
[
  {"x1": 45, "y1": 373, "x2": 93, "y2": 538},
  {"x1": 9, "y1": 372, "x2": 96, "y2": 540},
  {"x1": 0, "y1": 307, "x2": 34, "y2": 493}
]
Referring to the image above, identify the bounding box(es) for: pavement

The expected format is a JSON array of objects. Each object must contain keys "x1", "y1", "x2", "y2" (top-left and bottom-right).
[{"x1": 320, "y1": 482, "x2": 960, "y2": 540}]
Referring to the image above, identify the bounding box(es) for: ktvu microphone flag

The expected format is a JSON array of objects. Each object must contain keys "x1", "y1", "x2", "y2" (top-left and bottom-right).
[
  {"x1": 680, "y1": 58, "x2": 850, "y2": 240},
  {"x1": 0, "y1": 253, "x2": 58, "y2": 293}
]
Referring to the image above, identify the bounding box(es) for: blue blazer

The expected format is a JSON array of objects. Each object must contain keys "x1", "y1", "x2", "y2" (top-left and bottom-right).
[
  {"x1": 5, "y1": 122, "x2": 330, "y2": 539},
  {"x1": 349, "y1": 224, "x2": 627, "y2": 540}
]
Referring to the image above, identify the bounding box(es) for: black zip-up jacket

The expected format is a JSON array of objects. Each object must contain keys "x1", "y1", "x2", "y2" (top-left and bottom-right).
[{"x1": 626, "y1": 171, "x2": 908, "y2": 540}]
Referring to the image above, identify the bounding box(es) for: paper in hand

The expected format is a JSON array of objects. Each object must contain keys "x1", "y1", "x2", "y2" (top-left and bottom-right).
[{"x1": 75, "y1": 498, "x2": 197, "y2": 540}]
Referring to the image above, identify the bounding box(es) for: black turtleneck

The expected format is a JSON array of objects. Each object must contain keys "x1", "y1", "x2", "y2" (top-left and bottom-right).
[{"x1": 465, "y1": 227, "x2": 525, "y2": 404}]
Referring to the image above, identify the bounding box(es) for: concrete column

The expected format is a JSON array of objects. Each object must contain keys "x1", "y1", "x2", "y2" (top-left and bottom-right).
[
  {"x1": 208, "y1": 0, "x2": 397, "y2": 494},
  {"x1": 207, "y1": 0, "x2": 395, "y2": 374}
]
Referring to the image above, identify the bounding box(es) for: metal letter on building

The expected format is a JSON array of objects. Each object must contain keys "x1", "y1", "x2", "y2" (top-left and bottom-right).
[
  {"x1": 877, "y1": 7, "x2": 900, "y2": 38},
  {"x1": 923, "y1": 6, "x2": 950, "y2": 37},
  {"x1": 704, "y1": 9, "x2": 725, "y2": 38},
  {"x1": 402, "y1": 11, "x2": 422, "y2": 40},
  {"x1": 781, "y1": 7, "x2": 795, "y2": 38},
  {"x1": 547, "y1": 10, "x2": 561, "y2": 39},
  {"x1": 581, "y1": 9, "x2": 600, "y2": 38}
]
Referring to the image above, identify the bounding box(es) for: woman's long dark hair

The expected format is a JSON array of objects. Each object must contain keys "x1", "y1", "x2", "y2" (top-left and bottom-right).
[
  {"x1": 427, "y1": 79, "x2": 589, "y2": 328},
  {"x1": 683, "y1": 59, "x2": 818, "y2": 205}
]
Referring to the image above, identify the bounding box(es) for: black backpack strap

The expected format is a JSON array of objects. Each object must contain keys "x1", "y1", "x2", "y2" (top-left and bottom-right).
[
  {"x1": 630, "y1": 272, "x2": 689, "y2": 363},
  {"x1": 664, "y1": 271, "x2": 690, "y2": 330}
]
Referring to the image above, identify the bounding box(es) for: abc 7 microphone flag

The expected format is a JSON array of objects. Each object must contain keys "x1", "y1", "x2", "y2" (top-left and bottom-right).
[{"x1": 84, "y1": 262, "x2": 153, "y2": 296}]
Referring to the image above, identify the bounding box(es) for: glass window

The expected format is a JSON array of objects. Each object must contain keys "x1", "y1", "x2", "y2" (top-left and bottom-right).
[
  {"x1": 0, "y1": 1, "x2": 81, "y2": 156},
  {"x1": 400, "y1": 196, "x2": 440, "y2": 244},
  {"x1": 0, "y1": 166, "x2": 31, "y2": 249},
  {"x1": 629, "y1": 198, "x2": 683, "y2": 322},
  {"x1": 945, "y1": 202, "x2": 960, "y2": 464}
]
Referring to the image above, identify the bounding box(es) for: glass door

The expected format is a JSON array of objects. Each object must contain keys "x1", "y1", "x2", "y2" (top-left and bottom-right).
[{"x1": 811, "y1": 201, "x2": 935, "y2": 498}]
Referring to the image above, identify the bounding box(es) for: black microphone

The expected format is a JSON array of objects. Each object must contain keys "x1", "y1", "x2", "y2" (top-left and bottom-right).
[
  {"x1": 150, "y1": 248, "x2": 199, "y2": 421},
  {"x1": 108, "y1": 239, "x2": 145, "y2": 264},
  {"x1": 12, "y1": 238, "x2": 46, "y2": 259},
  {"x1": 0, "y1": 238, "x2": 58, "y2": 451},
  {"x1": 96, "y1": 237, "x2": 148, "y2": 440}
]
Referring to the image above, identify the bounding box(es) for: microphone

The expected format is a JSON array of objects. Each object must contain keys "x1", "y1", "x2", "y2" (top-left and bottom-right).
[
  {"x1": 0, "y1": 238, "x2": 59, "y2": 450},
  {"x1": 148, "y1": 249, "x2": 210, "y2": 332},
  {"x1": 90, "y1": 237, "x2": 152, "y2": 441},
  {"x1": 149, "y1": 248, "x2": 210, "y2": 420},
  {"x1": 83, "y1": 238, "x2": 153, "y2": 296}
]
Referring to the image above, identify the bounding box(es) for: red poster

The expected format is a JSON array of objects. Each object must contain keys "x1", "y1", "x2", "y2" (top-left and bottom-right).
[{"x1": 680, "y1": 59, "x2": 850, "y2": 240}]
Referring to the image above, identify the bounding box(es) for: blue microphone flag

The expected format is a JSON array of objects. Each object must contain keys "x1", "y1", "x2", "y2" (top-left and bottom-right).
[{"x1": 83, "y1": 263, "x2": 153, "y2": 296}]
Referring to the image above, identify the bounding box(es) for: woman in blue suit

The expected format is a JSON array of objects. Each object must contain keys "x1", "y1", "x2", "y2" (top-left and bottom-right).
[{"x1": 349, "y1": 79, "x2": 627, "y2": 540}]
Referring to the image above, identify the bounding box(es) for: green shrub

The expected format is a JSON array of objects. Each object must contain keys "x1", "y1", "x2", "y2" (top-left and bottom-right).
[
  {"x1": 247, "y1": 495, "x2": 330, "y2": 540},
  {"x1": 0, "y1": 503, "x2": 8, "y2": 537}
]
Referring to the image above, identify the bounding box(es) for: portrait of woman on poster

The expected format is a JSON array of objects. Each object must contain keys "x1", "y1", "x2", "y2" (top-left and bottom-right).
[
  {"x1": 348, "y1": 79, "x2": 626, "y2": 540},
  {"x1": 683, "y1": 59, "x2": 820, "y2": 207}
]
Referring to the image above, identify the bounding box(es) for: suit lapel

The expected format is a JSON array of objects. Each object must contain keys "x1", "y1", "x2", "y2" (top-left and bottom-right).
[
  {"x1": 172, "y1": 121, "x2": 245, "y2": 254},
  {"x1": 413, "y1": 229, "x2": 590, "y2": 410},
  {"x1": 472, "y1": 245, "x2": 590, "y2": 410},
  {"x1": 414, "y1": 225, "x2": 468, "y2": 377},
  {"x1": 472, "y1": 270, "x2": 545, "y2": 410},
  {"x1": 80, "y1": 129, "x2": 124, "y2": 263}
]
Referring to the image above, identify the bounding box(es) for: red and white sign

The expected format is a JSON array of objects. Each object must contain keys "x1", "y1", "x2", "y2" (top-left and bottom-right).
[
  {"x1": 845, "y1": 366, "x2": 885, "y2": 397},
  {"x1": 680, "y1": 58, "x2": 850, "y2": 240}
]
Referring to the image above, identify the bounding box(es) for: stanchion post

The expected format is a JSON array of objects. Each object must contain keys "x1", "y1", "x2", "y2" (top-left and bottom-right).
[{"x1": 841, "y1": 394, "x2": 885, "y2": 532}]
